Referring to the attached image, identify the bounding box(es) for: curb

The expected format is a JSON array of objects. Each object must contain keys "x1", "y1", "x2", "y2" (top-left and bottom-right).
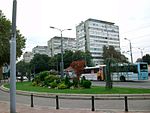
[{"x1": 1, "y1": 84, "x2": 150, "y2": 98}]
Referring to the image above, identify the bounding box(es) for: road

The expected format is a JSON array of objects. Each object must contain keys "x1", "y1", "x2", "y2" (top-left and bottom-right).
[
  {"x1": 0, "y1": 89, "x2": 150, "y2": 111},
  {"x1": 92, "y1": 80, "x2": 150, "y2": 89}
]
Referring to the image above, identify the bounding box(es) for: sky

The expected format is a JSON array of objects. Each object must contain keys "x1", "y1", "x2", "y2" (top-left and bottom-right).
[{"x1": 0, "y1": 0, "x2": 150, "y2": 63}]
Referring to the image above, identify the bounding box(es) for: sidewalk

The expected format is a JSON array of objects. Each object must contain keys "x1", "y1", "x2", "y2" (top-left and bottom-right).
[{"x1": 0, "y1": 101, "x2": 149, "y2": 113}]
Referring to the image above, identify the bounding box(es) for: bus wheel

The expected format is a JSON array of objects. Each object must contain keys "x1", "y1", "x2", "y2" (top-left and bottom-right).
[{"x1": 120, "y1": 76, "x2": 126, "y2": 82}]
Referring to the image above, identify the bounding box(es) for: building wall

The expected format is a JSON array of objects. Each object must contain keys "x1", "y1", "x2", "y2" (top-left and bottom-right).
[
  {"x1": 47, "y1": 36, "x2": 76, "y2": 56},
  {"x1": 76, "y1": 18, "x2": 120, "y2": 65},
  {"x1": 32, "y1": 46, "x2": 49, "y2": 56},
  {"x1": 23, "y1": 52, "x2": 34, "y2": 63}
]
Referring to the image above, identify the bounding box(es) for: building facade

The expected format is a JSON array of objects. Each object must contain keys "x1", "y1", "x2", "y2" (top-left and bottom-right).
[
  {"x1": 76, "y1": 18, "x2": 120, "y2": 65},
  {"x1": 32, "y1": 46, "x2": 49, "y2": 56},
  {"x1": 47, "y1": 36, "x2": 76, "y2": 56},
  {"x1": 23, "y1": 51, "x2": 34, "y2": 63}
]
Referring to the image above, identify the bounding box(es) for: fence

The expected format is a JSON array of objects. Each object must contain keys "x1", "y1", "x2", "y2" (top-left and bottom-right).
[{"x1": 29, "y1": 93, "x2": 150, "y2": 112}]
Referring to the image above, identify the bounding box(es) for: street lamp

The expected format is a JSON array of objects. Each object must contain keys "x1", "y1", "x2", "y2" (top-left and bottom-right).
[
  {"x1": 50, "y1": 26, "x2": 71, "y2": 78},
  {"x1": 138, "y1": 48, "x2": 144, "y2": 61},
  {"x1": 10, "y1": 0, "x2": 17, "y2": 113},
  {"x1": 124, "y1": 38, "x2": 133, "y2": 63}
]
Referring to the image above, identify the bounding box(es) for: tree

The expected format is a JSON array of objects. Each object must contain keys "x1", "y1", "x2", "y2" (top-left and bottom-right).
[
  {"x1": 142, "y1": 54, "x2": 150, "y2": 64},
  {"x1": 30, "y1": 54, "x2": 50, "y2": 74},
  {"x1": 103, "y1": 45, "x2": 128, "y2": 64},
  {"x1": 16, "y1": 60, "x2": 30, "y2": 81},
  {"x1": 63, "y1": 50, "x2": 74, "y2": 69},
  {"x1": 48, "y1": 54, "x2": 60, "y2": 72},
  {"x1": 136, "y1": 58, "x2": 142, "y2": 62},
  {"x1": 70, "y1": 60, "x2": 85, "y2": 80},
  {"x1": 72, "y1": 50, "x2": 92, "y2": 66},
  {"x1": 48, "y1": 50, "x2": 92, "y2": 73},
  {"x1": 0, "y1": 10, "x2": 26, "y2": 66}
]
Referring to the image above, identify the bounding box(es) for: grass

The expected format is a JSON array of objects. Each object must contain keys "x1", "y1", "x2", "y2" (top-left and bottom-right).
[{"x1": 4, "y1": 81, "x2": 150, "y2": 94}]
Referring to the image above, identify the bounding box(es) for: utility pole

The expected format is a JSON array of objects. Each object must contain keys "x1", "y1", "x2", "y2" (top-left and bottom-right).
[
  {"x1": 124, "y1": 38, "x2": 133, "y2": 63},
  {"x1": 50, "y1": 26, "x2": 71, "y2": 78},
  {"x1": 10, "y1": 0, "x2": 17, "y2": 113}
]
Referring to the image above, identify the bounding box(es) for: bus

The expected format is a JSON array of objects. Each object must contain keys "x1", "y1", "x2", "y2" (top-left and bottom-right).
[
  {"x1": 111, "y1": 62, "x2": 149, "y2": 81},
  {"x1": 81, "y1": 62, "x2": 149, "y2": 82},
  {"x1": 81, "y1": 65, "x2": 106, "y2": 81}
]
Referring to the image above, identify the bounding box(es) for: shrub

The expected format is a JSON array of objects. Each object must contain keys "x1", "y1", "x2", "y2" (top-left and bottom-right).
[
  {"x1": 82, "y1": 80, "x2": 92, "y2": 88},
  {"x1": 64, "y1": 76, "x2": 72, "y2": 88},
  {"x1": 80, "y1": 76, "x2": 86, "y2": 86},
  {"x1": 32, "y1": 81, "x2": 37, "y2": 86},
  {"x1": 49, "y1": 70, "x2": 58, "y2": 75},
  {"x1": 39, "y1": 71, "x2": 49, "y2": 81},
  {"x1": 73, "y1": 77, "x2": 79, "y2": 88},
  {"x1": 58, "y1": 83, "x2": 67, "y2": 89},
  {"x1": 49, "y1": 81, "x2": 57, "y2": 88},
  {"x1": 44, "y1": 75, "x2": 59, "y2": 86}
]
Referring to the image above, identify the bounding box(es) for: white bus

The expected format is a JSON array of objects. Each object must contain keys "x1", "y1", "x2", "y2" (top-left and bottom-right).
[
  {"x1": 81, "y1": 65, "x2": 106, "y2": 81},
  {"x1": 81, "y1": 62, "x2": 149, "y2": 82}
]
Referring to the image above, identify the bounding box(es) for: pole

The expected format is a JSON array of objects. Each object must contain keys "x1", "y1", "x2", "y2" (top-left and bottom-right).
[
  {"x1": 129, "y1": 41, "x2": 133, "y2": 64},
  {"x1": 124, "y1": 96, "x2": 128, "y2": 112},
  {"x1": 10, "y1": 0, "x2": 17, "y2": 113},
  {"x1": 60, "y1": 31, "x2": 64, "y2": 78}
]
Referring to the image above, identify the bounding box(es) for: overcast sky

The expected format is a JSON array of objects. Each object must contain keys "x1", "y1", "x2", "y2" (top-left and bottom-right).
[{"x1": 0, "y1": 0, "x2": 150, "y2": 62}]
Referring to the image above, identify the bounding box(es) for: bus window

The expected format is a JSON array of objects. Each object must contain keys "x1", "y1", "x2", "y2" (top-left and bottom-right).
[{"x1": 140, "y1": 64, "x2": 148, "y2": 70}]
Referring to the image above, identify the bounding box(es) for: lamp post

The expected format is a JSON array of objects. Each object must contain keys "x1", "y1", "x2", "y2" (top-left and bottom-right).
[
  {"x1": 138, "y1": 48, "x2": 144, "y2": 61},
  {"x1": 124, "y1": 38, "x2": 133, "y2": 63},
  {"x1": 10, "y1": 0, "x2": 17, "y2": 113},
  {"x1": 50, "y1": 26, "x2": 71, "y2": 78}
]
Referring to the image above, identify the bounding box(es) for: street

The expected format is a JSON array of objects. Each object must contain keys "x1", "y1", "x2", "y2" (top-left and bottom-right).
[
  {"x1": 0, "y1": 88, "x2": 150, "y2": 111},
  {"x1": 92, "y1": 79, "x2": 150, "y2": 89}
]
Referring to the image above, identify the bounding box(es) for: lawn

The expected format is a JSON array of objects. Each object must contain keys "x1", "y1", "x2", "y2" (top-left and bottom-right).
[{"x1": 4, "y1": 81, "x2": 150, "y2": 94}]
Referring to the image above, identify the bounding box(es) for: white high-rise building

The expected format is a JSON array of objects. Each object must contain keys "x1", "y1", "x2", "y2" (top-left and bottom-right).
[
  {"x1": 76, "y1": 18, "x2": 120, "y2": 65},
  {"x1": 23, "y1": 51, "x2": 34, "y2": 63},
  {"x1": 32, "y1": 46, "x2": 49, "y2": 56},
  {"x1": 48, "y1": 36, "x2": 76, "y2": 56}
]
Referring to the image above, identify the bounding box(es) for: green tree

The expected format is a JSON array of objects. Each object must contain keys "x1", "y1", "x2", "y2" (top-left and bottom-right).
[
  {"x1": 103, "y1": 45, "x2": 128, "y2": 64},
  {"x1": 63, "y1": 50, "x2": 74, "y2": 69},
  {"x1": 48, "y1": 54, "x2": 60, "y2": 71},
  {"x1": 16, "y1": 60, "x2": 30, "y2": 81},
  {"x1": 0, "y1": 10, "x2": 26, "y2": 66},
  {"x1": 48, "y1": 50, "x2": 92, "y2": 72},
  {"x1": 142, "y1": 54, "x2": 150, "y2": 64},
  {"x1": 30, "y1": 54, "x2": 50, "y2": 74},
  {"x1": 72, "y1": 50, "x2": 92, "y2": 66}
]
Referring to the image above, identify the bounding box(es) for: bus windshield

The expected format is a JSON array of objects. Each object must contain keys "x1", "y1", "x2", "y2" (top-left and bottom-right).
[{"x1": 140, "y1": 64, "x2": 148, "y2": 70}]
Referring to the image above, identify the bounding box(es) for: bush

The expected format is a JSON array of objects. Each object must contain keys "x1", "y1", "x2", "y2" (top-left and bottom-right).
[
  {"x1": 73, "y1": 77, "x2": 79, "y2": 88},
  {"x1": 82, "y1": 80, "x2": 91, "y2": 88},
  {"x1": 58, "y1": 83, "x2": 67, "y2": 89},
  {"x1": 80, "y1": 76, "x2": 86, "y2": 86},
  {"x1": 38, "y1": 71, "x2": 49, "y2": 81},
  {"x1": 32, "y1": 81, "x2": 37, "y2": 86},
  {"x1": 49, "y1": 81, "x2": 57, "y2": 88},
  {"x1": 64, "y1": 76, "x2": 72, "y2": 88},
  {"x1": 44, "y1": 75, "x2": 59, "y2": 86}
]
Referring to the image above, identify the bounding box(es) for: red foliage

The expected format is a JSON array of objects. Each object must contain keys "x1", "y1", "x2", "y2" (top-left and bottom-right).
[{"x1": 70, "y1": 60, "x2": 85, "y2": 79}]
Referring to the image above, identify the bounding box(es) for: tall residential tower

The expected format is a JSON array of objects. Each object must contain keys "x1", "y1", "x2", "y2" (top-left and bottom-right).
[{"x1": 76, "y1": 18, "x2": 120, "y2": 65}]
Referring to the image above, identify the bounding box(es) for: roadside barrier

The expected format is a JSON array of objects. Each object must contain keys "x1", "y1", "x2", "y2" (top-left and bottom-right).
[{"x1": 29, "y1": 93, "x2": 150, "y2": 112}]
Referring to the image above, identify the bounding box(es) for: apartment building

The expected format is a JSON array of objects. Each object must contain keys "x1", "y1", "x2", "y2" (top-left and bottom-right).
[
  {"x1": 23, "y1": 51, "x2": 34, "y2": 63},
  {"x1": 32, "y1": 46, "x2": 49, "y2": 56},
  {"x1": 47, "y1": 36, "x2": 76, "y2": 56},
  {"x1": 76, "y1": 18, "x2": 120, "y2": 65}
]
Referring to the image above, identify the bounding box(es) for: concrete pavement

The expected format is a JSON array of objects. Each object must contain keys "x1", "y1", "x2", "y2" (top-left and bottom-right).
[{"x1": 0, "y1": 101, "x2": 149, "y2": 113}]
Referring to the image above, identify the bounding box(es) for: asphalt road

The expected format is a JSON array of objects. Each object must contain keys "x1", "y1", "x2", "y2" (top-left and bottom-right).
[
  {"x1": 0, "y1": 78, "x2": 150, "y2": 111},
  {"x1": 92, "y1": 79, "x2": 150, "y2": 89},
  {"x1": 0, "y1": 88, "x2": 150, "y2": 111}
]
